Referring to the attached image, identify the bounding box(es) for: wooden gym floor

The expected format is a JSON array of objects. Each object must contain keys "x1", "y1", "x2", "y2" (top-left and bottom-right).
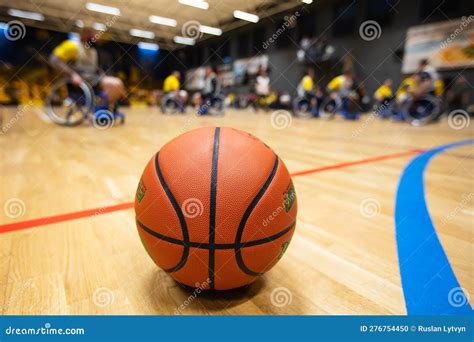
[{"x1": 0, "y1": 106, "x2": 472, "y2": 315}]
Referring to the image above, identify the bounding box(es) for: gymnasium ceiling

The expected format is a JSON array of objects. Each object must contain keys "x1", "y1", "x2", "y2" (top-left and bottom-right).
[{"x1": 0, "y1": 0, "x2": 308, "y2": 50}]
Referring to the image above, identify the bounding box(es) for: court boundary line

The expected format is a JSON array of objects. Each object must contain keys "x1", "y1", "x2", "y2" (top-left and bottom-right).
[{"x1": 0, "y1": 148, "x2": 424, "y2": 234}]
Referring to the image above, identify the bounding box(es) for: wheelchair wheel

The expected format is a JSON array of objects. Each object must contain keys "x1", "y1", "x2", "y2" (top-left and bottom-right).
[
  {"x1": 405, "y1": 95, "x2": 440, "y2": 126},
  {"x1": 209, "y1": 95, "x2": 225, "y2": 116},
  {"x1": 160, "y1": 94, "x2": 180, "y2": 114},
  {"x1": 320, "y1": 96, "x2": 341, "y2": 120},
  {"x1": 292, "y1": 97, "x2": 313, "y2": 119},
  {"x1": 46, "y1": 78, "x2": 93, "y2": 126}
]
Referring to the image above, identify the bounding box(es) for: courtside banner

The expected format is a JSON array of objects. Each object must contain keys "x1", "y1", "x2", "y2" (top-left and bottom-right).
[{"x1": 0, "y1": 316, "x2": 472, "y2": 341}]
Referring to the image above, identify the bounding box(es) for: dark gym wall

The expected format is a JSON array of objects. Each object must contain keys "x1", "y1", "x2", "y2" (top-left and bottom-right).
[{"x1": 179, "y1": 0, "x2": 474, "y2": 95}]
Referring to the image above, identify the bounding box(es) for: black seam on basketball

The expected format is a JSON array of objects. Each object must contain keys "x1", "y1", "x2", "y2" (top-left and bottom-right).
[
  {"x1": 209, "y1": 127, "x2": 220, "y2": 289},
  {"x1": 137, "y1": 219, "x2": 295, "y2": 249},
  {"x1": 235, "y1": 154, "x2": 279, "y2": 276},
  {"x1": 154, "y1": 152, "x2": 190, "y2": 273}
]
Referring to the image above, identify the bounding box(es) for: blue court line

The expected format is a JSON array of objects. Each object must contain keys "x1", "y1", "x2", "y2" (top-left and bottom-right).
[{"x1": 395, "y1": 139, "x2": 474, "y2": 315}]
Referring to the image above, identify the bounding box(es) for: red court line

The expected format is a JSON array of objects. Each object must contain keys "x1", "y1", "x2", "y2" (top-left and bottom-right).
[
  {"x1": 290, "y1": 148, "x2": 425, "y2": 177},
  {"x1": 0, "y1": 148, "x2": 425, "y2": 234}
]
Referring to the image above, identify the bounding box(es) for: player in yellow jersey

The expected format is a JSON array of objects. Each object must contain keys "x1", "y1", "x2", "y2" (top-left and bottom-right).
[
  {"x1": 372, "y1": 79, "x2": 394, "y2": 118},
  {"x1": 163, "y1": 71, "x2": 181, "y2": 93},
  {"x1": 49, "y1": 28, "x2": 126, "y2": 123},
  {"x1": 374, "y1": 79, "x2": 393, "y2": 103},
  {"x1": 161, "y1": 71, "x2": 186, "y2": 113},
  {"x1": 297, "y1": 68, "x2": 314, "y2": 97}
]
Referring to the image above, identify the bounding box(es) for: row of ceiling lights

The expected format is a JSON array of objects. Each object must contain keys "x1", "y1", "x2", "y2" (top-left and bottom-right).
[{"x1": 4, "y1": 0, "x2": 312, "y2": 48}]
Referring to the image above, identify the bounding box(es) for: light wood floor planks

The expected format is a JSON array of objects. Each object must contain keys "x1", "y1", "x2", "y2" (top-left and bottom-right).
[{"x1": 0, "y1": 107, "x2": 472, "y2": 314}]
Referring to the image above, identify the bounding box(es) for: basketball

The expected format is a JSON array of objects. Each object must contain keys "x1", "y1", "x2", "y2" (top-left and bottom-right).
[{"x1": 134, "y1": 127, "x2": 297, "y2": 290}]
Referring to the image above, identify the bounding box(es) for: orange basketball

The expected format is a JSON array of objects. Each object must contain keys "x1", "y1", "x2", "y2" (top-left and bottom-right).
[{"x1": 134, "y1": 127, "x2": 297, "y2": 290}]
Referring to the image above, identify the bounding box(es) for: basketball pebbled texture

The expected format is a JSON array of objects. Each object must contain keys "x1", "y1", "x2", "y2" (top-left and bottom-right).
[{"x1": 135, "y1": 127, "x2": 297, "y2": 290}]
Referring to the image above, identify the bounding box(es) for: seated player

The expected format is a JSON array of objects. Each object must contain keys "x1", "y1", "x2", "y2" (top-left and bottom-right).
[
  {"x1": 373, "y1": 79, "x2": 393, "y2": 118},
  {"x1": 414, "y1": 59, "x2": 439, "y2": 98},
  {"x1": 49, "y1": 28, "x2": 126, "y2": 123},
  {"x1": 198, "y1": 66, "x2": 221, "y2": 115},
  {"x1": 374, "y1": 79, "x2": 393, "y2": 104},
  {"x1": 327, "y1": 70, "x2": 354, "y2": 98},
  {"x1": 297, "y1": 68, "x2": 314, "y2": 99},
  {"x1": 163, "y1": 71, "x2": 185, "y2": 113},
  {"x1": 326, "y1": 70, "x2": 356, "y2": 119},
  {"x1": 254, "y1": 69, "x2": 271, "y2": 111},
  {"x1": 393, "y1": 75, "x2": 418, "y2": 120}
]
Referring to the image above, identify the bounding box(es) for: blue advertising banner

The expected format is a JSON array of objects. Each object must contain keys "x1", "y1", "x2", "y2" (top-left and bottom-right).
[{"x1": 0, "y1": 315, "x2": 472, "y2": 341}]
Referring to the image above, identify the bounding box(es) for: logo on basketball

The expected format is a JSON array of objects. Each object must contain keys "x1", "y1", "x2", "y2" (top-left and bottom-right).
[
  {"x1": 182, "y1": 21, "x2": 202, "y2": 40},
  {"x1": 447, "y1": 287, "x2": 470, "y2": 308},
  {"x1": 3, "y1": 21, "x2": 26, "y2": 41},
  {"x1": 4, "y1": 198, "x2": 26, "y2": 218},
  {"x1": 270, "y1": 287, "x2": 293, "y2": 307},
  {"x1": 92, "y1": 287, "x2": 114, "y2": 307},
  {"x1": 359, "y1": 20, "x2": 382, "y2": 41},
  {"x1": 448, "y1": 109, "x2": 470, "y2": 130},
  {"x1": 181, "y1": 198, "x2": 204, "y2": 218},
  {"x1": 359, "y1": 198, "x2": 381, "y2": 218},
  {"x1": 92, "y1": 110, "x2": 115, "y2": 130},
  {"x1": 271, "y1": 110, "x2": 292, "y2": 130}
]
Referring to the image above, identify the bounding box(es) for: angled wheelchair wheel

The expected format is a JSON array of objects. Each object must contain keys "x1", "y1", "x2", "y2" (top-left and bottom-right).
[
  {"x1": 160, "y1": 94, "x2": 181, "y2": 114},
  {"x1": 292, "y1": 97, "x2": 313, "y2": 119},
  {"x1": 405, "y1": 95, "x2": 440, "y2": 126},
  {"x1": 320, "y1": 96, "x2": 341, "y2": 120},
  {"x1": 209, "y1": 95, "x2": 225, "y2": 116},
  {"x1": 46, "y1": 78, "x2": 93, "y2": 127}
]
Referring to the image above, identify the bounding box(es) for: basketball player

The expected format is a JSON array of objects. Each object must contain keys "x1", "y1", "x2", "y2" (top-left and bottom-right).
[
  {"x1": 163, "y1": 71, "x2": 185, "y2": 112},
  {"x1": 49, "y1": 28, "x2": 126, "y2": 122},
  {"x1": 198, "y1": 66, "x2": 221, "y2": 115}
]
